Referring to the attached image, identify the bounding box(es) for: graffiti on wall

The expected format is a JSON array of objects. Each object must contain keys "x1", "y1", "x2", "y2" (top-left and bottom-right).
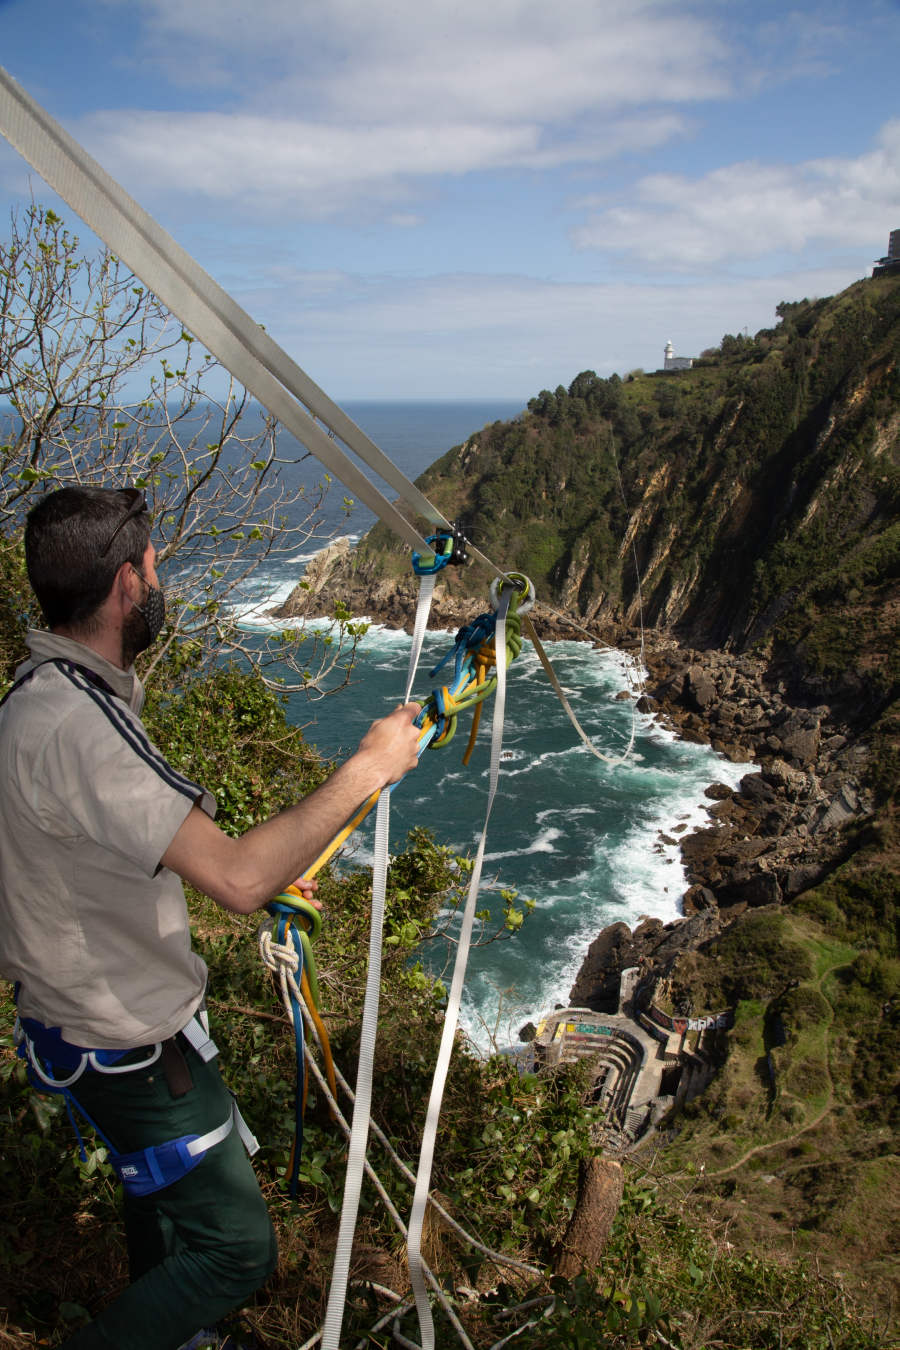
[{"x1": 647, "y1": 1006, "x2": 732, "y2": 1033}]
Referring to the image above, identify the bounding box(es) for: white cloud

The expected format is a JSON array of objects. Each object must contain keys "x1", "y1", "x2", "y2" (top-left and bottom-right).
[
  {"x1": 78, "y1": 111, "x2": 541, "y2": 215},
  {"x1": 76, "y1": 107, "x2": 693, "y2": 216},
  {"x1": 573, "y1": 120, "x2": 900, "y2": 266},
  {"x1": 117, "y1": 0, "x2": 732, "y2": 120},
  {"x1": 81, "y1": 0, "x2": 727, "y2": 215}
]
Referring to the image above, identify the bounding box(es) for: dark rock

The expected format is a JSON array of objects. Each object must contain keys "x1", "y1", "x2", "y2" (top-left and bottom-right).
[
  {"x1": 738, "y1": 773, "x2": 776, "y2": 804},
  {"x1": 773, "y1": 712, "x2": 821, "y2": 767},
  {"x1": 518, "y1": 1021, "x2": 537, "y2": 1043},
  {"x1": 682, "y1": 666, "x2": 718, "y2": 712},
  {"x1": 568, "y1": 922, "x2": 637, "y2": 1010},
  {"x1": 682, "y1": 885, "x2": 717, "y2": 915},
  {"x1": 717, "y1": 870, "x2": 782, "y2": 909},
  {"x1": 782, "y1": 863, "x2": 829, "y2": 898}
]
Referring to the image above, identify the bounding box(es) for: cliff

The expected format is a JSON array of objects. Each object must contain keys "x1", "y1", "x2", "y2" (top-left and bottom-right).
[{"x1": 277, "y1": 275, "x2": 899, "y2": 726}]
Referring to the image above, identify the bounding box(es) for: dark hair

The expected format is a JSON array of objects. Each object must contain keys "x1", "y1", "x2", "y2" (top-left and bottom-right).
[{"x1": 25, "y1": 486, "x2": 151, "y2": 629}]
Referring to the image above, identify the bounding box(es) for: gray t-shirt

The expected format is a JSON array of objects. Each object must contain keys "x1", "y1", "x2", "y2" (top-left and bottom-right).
[{"x1": 0, "y1": 631, "x2": 215, "y2": 1048}]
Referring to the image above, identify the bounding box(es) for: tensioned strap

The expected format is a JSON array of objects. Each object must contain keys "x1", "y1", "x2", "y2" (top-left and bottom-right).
[
  {"x1": 406, "y1": 584, "x2": 512, "y2": 1349},
  {"x1": 320, "y1": 789, "x2": 392, "y2": 1350},
  {"x1": 0, "y1": 67, "x2": 463, "y2": 558},
  {"x1": 321, "y1": 566, "x2": 436, "y2": 1349}
]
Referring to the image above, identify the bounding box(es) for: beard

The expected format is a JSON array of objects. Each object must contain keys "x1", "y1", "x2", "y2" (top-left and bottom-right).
[{"x1": 121, "y1": 607, "x2": 152, "y2": 667}]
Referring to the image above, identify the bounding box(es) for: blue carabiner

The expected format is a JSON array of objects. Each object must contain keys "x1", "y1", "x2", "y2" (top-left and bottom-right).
[{"x1": 411, "y1": 532, "x2": 454, "y2": 576}]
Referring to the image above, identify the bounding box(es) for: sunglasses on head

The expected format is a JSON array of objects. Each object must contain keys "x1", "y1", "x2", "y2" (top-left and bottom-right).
[{"x1": 99, "y1": 488, "x2": 148, "y2": 558}]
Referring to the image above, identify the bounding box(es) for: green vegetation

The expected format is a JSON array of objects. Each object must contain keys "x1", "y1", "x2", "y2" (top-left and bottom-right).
[
  {"x1": 0, "y1": 203, "x2": 362, "y2": 696},
  {"x1": 656, "y1": 899, "x2": 898, "y2": 1314}
]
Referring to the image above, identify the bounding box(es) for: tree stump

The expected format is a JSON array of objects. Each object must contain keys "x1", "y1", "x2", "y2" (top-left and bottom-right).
[{"x1": 554, "y1": 1157, "x2": 624, "y2": 1278}]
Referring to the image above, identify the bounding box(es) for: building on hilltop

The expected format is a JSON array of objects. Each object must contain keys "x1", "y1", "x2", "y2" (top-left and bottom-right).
[
  {"x1": 873, "y1": 228, "x2": 900, "y2": 278},
  {"x1": 663, "y1": 339, "x2": 693, "y2": 371}
]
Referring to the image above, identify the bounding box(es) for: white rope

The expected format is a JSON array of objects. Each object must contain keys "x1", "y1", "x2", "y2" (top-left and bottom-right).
[
  {"x1": 307, "y1": 1043, "x2": 542, "y2": 1281},
  {"x1": 260, "y1": 908, "x2": 543, "y2": 1281},
  {"x1": 523, "y1": 616, "x2": 641, "y2": 768}
]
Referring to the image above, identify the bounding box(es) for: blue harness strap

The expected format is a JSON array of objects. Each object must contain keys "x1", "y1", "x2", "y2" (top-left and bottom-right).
[
  {"x1": 14, "y1": 1005, "x2": 257, "y2": 1196},
  {"x1": 113, "y1": 1110, "x2": 239, "y2": 1197}
]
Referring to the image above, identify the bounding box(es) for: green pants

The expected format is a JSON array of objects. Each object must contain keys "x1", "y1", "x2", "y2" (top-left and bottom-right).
[{"x1": 58, "y1": 1039, "x2": 277, "y2": 1350}]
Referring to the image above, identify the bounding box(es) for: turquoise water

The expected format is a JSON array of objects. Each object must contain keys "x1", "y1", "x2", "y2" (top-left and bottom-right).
[{"x1": 233, "y1": 401, "x2": 753, "y2": 1052}]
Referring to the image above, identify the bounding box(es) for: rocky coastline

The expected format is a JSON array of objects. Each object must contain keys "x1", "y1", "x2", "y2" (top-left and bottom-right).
[
  {"x1": 568, "y1": 638, "x2": 871, "y2": 1011},
  {"x1": 273, "y1": 553, "x2": 873, "y2": 1011}
]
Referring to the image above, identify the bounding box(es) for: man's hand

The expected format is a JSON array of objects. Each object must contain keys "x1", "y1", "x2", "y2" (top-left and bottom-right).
[
  {"x1": 164, "y1": 702, "x2": 423, "y2": 915},
  {"x1": 288, "y1": 877, "x2": 320, "y2": 909},
  {"x1": 355, "y1": 702, "x2": 422, "y2": 787}
]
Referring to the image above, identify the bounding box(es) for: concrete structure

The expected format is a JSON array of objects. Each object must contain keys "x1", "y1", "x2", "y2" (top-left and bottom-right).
[
  {"x1": 873, "y1": 228, "x2": 900, "y2": 278},
  {"x1": 663, "y1": 339, "x2": 693, "y2": 371},
  {"x1": 532, "y1": 977, "x2": 730, "y2": 1152}
]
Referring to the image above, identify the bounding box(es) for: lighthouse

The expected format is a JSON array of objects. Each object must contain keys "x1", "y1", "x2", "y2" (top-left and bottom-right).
[{"x1": 664, "y1": 339, "x2": 693, "y2": 372}]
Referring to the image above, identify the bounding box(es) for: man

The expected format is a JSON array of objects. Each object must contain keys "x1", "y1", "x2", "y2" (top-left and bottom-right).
[{"x1": 0, "y1": 485, "x2": 421, "y2": 1349}]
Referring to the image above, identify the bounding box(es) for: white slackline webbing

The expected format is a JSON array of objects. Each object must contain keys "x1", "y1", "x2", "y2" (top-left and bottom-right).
[
  {"x1": 320, "y1": 789, "x2": 392, "y2": 1350},
  {"x1": 322, "y1": 570, "x2": 436, "y2": 1349},
  {"x1": 407, "y1": 586, "x2": 511, "y2": 1350},
  {"x1": 0, "y1": 66, "x2": 452, "y2": 556}
]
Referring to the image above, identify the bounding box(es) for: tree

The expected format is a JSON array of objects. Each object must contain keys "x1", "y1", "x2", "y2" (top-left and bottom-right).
[{"x1": 0, "y1": 204, "x2": 362, "y2": 691}]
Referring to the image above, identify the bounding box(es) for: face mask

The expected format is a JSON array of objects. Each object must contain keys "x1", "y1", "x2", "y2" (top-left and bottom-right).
[{"x1": 132, "y1": 566, "x2": 166, "y2": 646}]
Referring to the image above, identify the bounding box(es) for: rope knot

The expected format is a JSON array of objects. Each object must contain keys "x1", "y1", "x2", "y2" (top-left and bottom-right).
[{"x1": 258, "y1": 917, "x2": 300, "y2": 976}]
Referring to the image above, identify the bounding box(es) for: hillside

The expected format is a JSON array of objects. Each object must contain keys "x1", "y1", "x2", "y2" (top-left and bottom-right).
[{"x1": 277, "y1": 274, "x2": 900, "y2": 1316}]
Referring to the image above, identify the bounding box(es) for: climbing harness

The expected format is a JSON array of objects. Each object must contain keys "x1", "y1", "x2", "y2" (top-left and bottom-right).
[{"x1": 14, "y1": 1004, "x2": 259, "y2": 1197}]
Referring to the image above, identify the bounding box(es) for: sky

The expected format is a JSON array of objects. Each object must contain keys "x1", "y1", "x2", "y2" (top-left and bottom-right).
[{"x1": 0, "y1": 0, "x2": 898, "y2": 401}]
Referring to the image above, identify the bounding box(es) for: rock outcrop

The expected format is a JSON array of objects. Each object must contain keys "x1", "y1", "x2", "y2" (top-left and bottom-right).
[{"x1": 567, "y1": 638, "x2": 873, "y2": 1008}]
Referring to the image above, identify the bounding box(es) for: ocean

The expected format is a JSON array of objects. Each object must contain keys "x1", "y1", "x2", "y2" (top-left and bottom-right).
[{"x1": 233, "y1": 400, "x2": 754, "y2": 1054}]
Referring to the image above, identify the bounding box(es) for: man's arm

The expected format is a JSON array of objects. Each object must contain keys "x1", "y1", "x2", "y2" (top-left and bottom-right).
[{"x1": 162, "y1": 703, "x2": 422, "y2": 914}]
